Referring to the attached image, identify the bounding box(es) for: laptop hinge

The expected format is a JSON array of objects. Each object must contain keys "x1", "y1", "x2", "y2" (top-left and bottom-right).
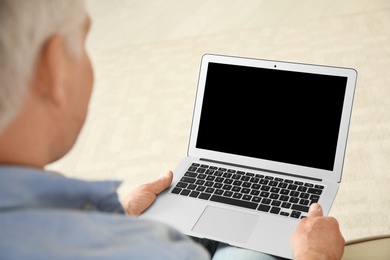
[{"x1": 200, "y1": 158, "x2": 323, "y2": 182}]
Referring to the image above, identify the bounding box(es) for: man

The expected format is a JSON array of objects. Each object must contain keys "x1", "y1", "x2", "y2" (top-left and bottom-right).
[{"x1": 0, "y1": 1, "x2": 345, "y2": 259}]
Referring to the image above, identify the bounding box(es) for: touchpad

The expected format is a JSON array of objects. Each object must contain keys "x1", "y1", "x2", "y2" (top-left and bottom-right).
[{"x1": 192, "y1": 206, "x2": 258, "y2": 244}]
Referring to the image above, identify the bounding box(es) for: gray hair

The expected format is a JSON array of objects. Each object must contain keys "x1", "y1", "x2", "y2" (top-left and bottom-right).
[{"x1": 0, "y1": 0, "x2": 86, "y2": 132}]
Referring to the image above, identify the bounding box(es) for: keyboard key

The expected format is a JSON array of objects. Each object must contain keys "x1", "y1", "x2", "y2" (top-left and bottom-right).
[
  {"x1": 241, "y1": 188, "x2": 250, "y2": 194},
  {"x1": 233, "y1": 193, "x2": 242, "y2": 199},
  {"x1": 223, "y1": 179, "x2": 233, "y2": 184},
  {"x1": 205, "y1": 181, "x2": 214, "y2": 187},
  {"x1": 196, "y1": 186, "x2": 206, "y2": 192},
  {"x1": 241, "y1": 176, "x2": 250, "y2": 181},
  {"x1": 195, "y1": 180, "x2": 205, "y2": 185},
  {"x1": 222, "y1": 185, "x2": 232, "y2": 190},
  {"x1": 291, "y1": 204, "x2": 310, "y2": 213},
  {"x1": 288, "y1": 184, "x2": 298, "y2": 190},
  {"x1": 261, "y1": 186, "x2": 270, "y2": 191},
  {"x1": 279, "y1": 195, "x2": 289, "y2": 201},
  {"x1": 310, "y1": 195, "x2": 320, "y2": 203},
  {"x1": 300, "y1": 193, "x2": 310, "y2": 199},
  {"x1": 172, "y1": 187, "x2": 181, "y2": 194},
  {"x1": 278, "y1": 182, "x2": 288, "y2": 188},
  {"x1": 215, "y1": 177, "x2": 224, "y2": 182},
  {"x1": 215, "y1": 189, "x2": 224, "y2": 195},
  {"x1": 200, "y1": 164, "x2": 209, "y2": 168},
  {"x1": 233, "y1": 180, "x2": 242, "y2": 186},
  {"x1": 258, "y1": 204, "x2": 271, "y2": 212},
  {"x1": 210, "y1": 195, "x2": 258, "y2": 210},
  {"x1": 184, "y1": 172, "x2": 197, "y2": 178},
  {"x1": 176, "y1": 182, "x2": 188, "y2": 188},
  {"x1": 188, "y1": 166, "x2": 198, "y2": 172},
  {"x1": 315, "y1": 185, "x2": 324, "y2": 189},
  {"x1": 232, "y1": 174, "x2": 241, "y2": 180},
  {"x1": 270, "y1": 207, "x2": 281, "y2": 214},
  {"x1": 223, "y1": 191, "x2": 233, "y2": 197},
  {"x1": 188, "y1": 184, "x2": 197, "y2": 190},
  {"x1": 242, "y1": 182, "x2": 251, "y2": 188},
  {"x1": 260, "y1": 192, "x2": 270, "y2": 197},
  {"x1": 205, "y1": 170, "x2": 215, "y2": 175},
  {"x1": 307, "y1": 188, "x2": 323, "y2": 195},
  {"x1": 291, "y1": 211, "x2": 301, "y2": 218},
  {"x1": 205, "y1": 188, "x2": 215, "y2": 193},
  {"x1": 196, "y1": 168, "x2": 206, "y2": 173},
  {"x1": 206, "y1": 176, "x2": 215, "y2": 181},
  {"x1": 299, "y1": 199, "x2": 310, "y2": 206},
  {"x1": 232, "y1": 186, "x2": 241, "y2": 192},
  {"x1": 197, "y1": 174, "x2": 206, "y2": 179},
  {"x1": 298, "y1": 186, "x2": 308, "y2": 192},
  {"x1": 259, "y1": 179, "x2": 269, "y2": 185},
  {"x1": 252, "y1": 197, "x2": 261, "y2": 203},
  {"x1": 223, "y1": 172, "x2": 232, "y2": 178},
  {"x1": 180, "y1": 189, "x2": 191, "y2": 196},
  {"x1": 262, "y1": 198, "x2": 271, "y2": 205},
  {"x1": 251, "y1": 184, "x2": 261, "y2": 190},
  {"x1": 181, "y1": 177, "x2": 196, "y2": 184},
  {"x1": 199, "y1": 193, "x2": 211, "y2": 200},
  {"x1": 214, "y1": 171, "x2": 223, "y2": 177},
  {"x1": 280, "y1": 189, "x2": 289, "y2": 195},
  {"x1": 213, "y1": 183, "x2": 223, "y2": 189},
  {"x1": 280, "y1": 212, "x2": 289, "y2": 216},
  {"x1": 242, "y1": 195, "x2": 252, "y2": 201},
  {"x1": 189, "y1": 191, "x2": 200, "y2": 198}
]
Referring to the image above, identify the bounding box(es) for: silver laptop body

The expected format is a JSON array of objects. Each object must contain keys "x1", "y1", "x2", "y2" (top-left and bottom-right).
[{"x1": 140, "y1": 54, "x2": 357, "y2": 259}]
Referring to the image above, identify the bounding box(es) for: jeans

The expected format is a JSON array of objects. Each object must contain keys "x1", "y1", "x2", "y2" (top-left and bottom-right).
[{"x1": 192, "y1": 238, "x2": 287, "y2": 260}]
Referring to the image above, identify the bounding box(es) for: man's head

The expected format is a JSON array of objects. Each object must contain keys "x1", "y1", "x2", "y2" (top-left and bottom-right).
[{"x1": 0, "y1": 0, "x2": 93, "y2": 167}]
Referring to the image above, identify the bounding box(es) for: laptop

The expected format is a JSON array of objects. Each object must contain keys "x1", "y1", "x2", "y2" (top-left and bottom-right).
[{"x1": 140, "y1": 54, "x2": 357, "y2": 259}]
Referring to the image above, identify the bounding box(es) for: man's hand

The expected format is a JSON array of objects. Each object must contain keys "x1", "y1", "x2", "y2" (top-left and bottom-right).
[
  {"x1": 291, "y1": 203, "x2": 345, "y2": 260},
  {"x1": 121, "y1": 171, "x2": 173, "y2": 216}
]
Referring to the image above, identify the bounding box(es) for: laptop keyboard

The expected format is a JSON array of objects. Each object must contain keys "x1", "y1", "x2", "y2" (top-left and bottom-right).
[{"x1": 171, "y1": 163, "x2": 324, "y2": 219}]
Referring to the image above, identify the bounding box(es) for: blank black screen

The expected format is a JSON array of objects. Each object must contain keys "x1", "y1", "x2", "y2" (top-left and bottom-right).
[{"x1": 196, "y1": 62, "x2": 347, "y2": 171}]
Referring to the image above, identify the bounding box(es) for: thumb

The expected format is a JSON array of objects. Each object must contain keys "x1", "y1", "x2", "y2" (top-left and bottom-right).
[
  {"x1": 148, "y1": 171, "x2": 173, "y2": 194},
  {"x1": 307, "y1": 203, "x2": 323, "y2": 218}
]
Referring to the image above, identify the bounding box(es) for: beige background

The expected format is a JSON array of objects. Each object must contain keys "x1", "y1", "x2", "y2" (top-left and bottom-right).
[{"x1": 47, "y1": 0, "x2": 390, "y2": 243}]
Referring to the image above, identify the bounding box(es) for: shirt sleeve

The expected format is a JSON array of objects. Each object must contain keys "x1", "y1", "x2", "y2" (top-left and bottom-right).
[{"x1": 0, "y1": 209, "x2": 211, "y2": 260}]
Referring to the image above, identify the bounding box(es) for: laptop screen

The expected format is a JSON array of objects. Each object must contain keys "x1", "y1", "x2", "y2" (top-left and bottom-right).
[{"x1": 196, "y1": 62, "x2": 347, "y2": 171}]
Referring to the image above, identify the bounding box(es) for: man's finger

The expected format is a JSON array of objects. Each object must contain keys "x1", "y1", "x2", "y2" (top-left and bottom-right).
[{"x1": 307, "y1": 203, "x2": 323, "y2": 218}]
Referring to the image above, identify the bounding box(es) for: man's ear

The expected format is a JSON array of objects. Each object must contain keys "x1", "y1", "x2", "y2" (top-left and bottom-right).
[{"x1": 32, "y1": 35, "x2": 68, "y2": 106}]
